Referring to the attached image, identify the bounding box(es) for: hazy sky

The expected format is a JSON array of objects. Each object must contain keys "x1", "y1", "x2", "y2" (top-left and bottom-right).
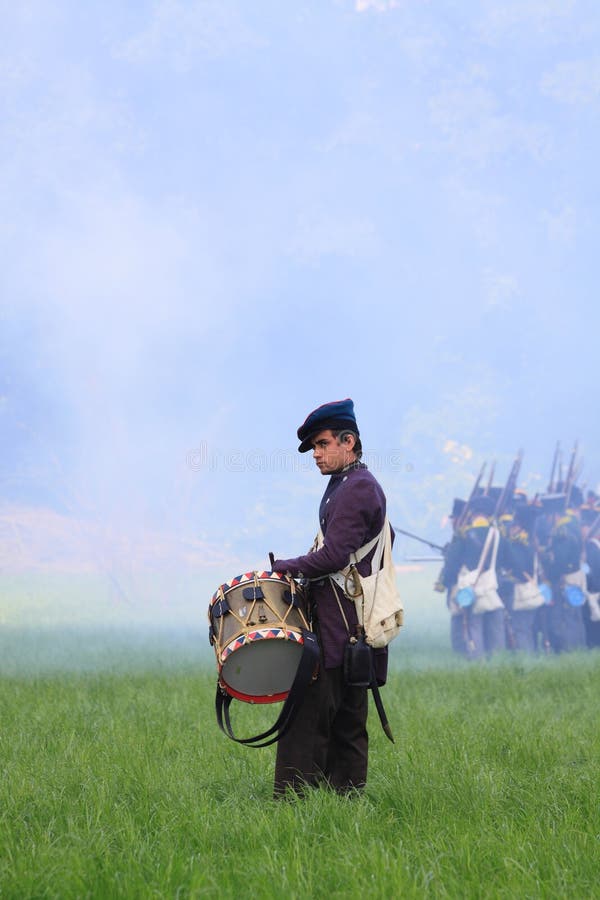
[{"x1": 2, "y1": 0, "x2": 599, "y2": 564}]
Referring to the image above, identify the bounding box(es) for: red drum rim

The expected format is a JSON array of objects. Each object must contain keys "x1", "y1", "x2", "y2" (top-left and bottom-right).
[
  {"x1": 221, "y1": 684, "x2": 289, "y2": 704},
  {"x1": 210, "y1": 570, "x2": 290, "y2": 604}
]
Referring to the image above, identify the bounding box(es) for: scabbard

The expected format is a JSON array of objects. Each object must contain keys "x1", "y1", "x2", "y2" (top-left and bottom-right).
[{"x1": 370, "y1": 681, "x2": 395, "y2": 743}]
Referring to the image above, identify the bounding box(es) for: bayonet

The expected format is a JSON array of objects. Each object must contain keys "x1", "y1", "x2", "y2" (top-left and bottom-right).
[
  {"x1": 457, "y1": 461, "x2": 487, "y2": 529},
  {"x1": 548, "y1": 440, "x2": 560, "y2": 492},
  {"x1": 485, "y1": 460, "x2": 496, "y2": 496}
]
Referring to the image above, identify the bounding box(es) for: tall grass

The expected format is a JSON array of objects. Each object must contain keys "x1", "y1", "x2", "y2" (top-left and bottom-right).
[{"x1": 2, "y1": 648, "x2": 599, "y2": 898}]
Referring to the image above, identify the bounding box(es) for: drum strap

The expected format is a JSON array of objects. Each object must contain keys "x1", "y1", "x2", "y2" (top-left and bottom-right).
[{"x1": 214, "y1": 629, "x2": 320, "y2": 748}]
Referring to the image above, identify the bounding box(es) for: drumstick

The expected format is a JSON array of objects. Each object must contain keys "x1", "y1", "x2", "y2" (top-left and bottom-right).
[{"x1": 269, "y1": 552, "x2": 275, "y2": 570}]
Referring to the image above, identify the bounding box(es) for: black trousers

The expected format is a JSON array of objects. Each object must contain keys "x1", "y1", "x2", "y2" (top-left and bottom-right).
[
  {"x1": 450, "y1": 609, "x2": 506, "y2": 658},
  {"x1": 273, "y1": 664, "x2": 368, "y2": 797},
  {"x1": 510, "y1": 609, "x2": 537, "y2": 653},
  {"x1": 583, "y1": 603, "x2": 600, "y2": 648},
  {"x1": 547, "y1": 596, "x2": 586, "y2": 652}
]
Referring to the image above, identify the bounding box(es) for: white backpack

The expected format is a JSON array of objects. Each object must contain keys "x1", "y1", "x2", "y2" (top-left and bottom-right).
[{"x1": 454, "y1": 526, "x2": 504, "y2": 615}]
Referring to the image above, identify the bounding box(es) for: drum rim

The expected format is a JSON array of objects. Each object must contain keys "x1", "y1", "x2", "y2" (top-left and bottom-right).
[
  {"x1": 220, "y1": 683, "x2": 289, "y2": 704},
  {"x1": 220, "y1": 626, "x2": 304, "y2": 661},
  {"x1": 210, "y1": 570, "x2": 292, "y2": 603}
]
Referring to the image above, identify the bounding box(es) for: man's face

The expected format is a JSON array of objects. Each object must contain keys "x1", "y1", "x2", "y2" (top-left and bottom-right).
[{"x1": 310, "y1": 429, "x2": 356, "y2": 475}]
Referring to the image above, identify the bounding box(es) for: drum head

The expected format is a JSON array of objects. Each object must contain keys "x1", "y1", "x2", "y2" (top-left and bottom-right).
[{"x1": 221, "y1": 637, "x2": 304, "y2": 700}]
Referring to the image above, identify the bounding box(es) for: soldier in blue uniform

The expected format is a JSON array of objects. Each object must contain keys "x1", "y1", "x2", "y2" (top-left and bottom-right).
[
  {"x1": 271, "y1": 399, "x2": 390, "y2": 797},
  {"x1": 502, "y1": 502, "x2": 540, "y2": 653},
  {"x1": 441, "y1": 495, "x2": 506, "y2": 658},
  {"x1": 537, "y1": 492, "x2": 586, "y2": 652},
  {"x1": 581, "y1": 505, "x2": 600, "y2": 648},
  {"x1": 437, "y1": 498, "x2": 469, "y2": 655},
  {"x1": 494, "y1": 491, "x2": 519, "y2": 651}
]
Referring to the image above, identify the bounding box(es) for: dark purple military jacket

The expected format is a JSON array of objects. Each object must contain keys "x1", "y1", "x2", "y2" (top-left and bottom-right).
[{"x1": 273, "y1": 462, "x2": 389, "y2": 682}]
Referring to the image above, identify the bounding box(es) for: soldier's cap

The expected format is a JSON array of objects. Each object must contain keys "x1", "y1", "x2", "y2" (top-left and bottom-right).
[
  {"x1": 450, "y1": 498, "x2": 466, "y2": 519},
  {"x1": 469, "y1": 495, "x2": 496, "y2": 517},
  {"x1": 580, "y1": 505, "x2": 599, "y2": 526},
  {"x1": 487, "y1": 486, "x2": 503, "y2": 503},
  {"x1": 513, "y1": 489, "x2": 528, "y2": 505},
  {"x1": 297, "y1": 398, "x2": 360, "y2": 453},
  {"x1": 474, "y1": 485, "x2": 503, "y2": 502},
  {"x1": 513, "y1": 503, "x2": 539, "y2": 532},
  {"x1": 538, "y1": 493, "x2": 567, "y2": 514},
  {"x1": 568, "y1": 484, "x2": 584, "y2": 509}
]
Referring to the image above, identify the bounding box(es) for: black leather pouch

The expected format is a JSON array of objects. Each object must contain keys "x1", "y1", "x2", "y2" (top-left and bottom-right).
[{"x1": 343, "y1": 635, "x2": 374, "y2": 687}]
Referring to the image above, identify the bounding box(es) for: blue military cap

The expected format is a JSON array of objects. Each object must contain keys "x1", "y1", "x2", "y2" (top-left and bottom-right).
[
  {"x1": 580, "y1": 505, "x2": 598, "y2": 526},
  {"x1": 469, "y1": 495, "x2": 496, "y2": 517},
  {"x1": 568, "y1": 484, "x2": 584, "y2": 508},
  {"x1": 486, "y1": 486, "x2": 503, "y2": 505},
  {"x1": 297, "y1": 398, "x2": 359, "y2": 453},
  {"x1": 538, "y1": 493, "x2": 566, "y2": 515},
  {"x1": 450, "y1": 498, "x2": 466, "y2": 519},
  {"x1": 513, "y1": 503, "x2": 539, "y2": 533}
]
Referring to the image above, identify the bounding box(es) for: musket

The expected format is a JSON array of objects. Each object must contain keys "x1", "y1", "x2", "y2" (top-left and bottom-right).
[
  {"x1": 494, "y1": 450, "x2": 524, "y2": 519},
  {"x1": 557, "y1": 454, "x2": 564, "y2": 488},
  {"x1": 484, "y1": 460, "x2": 496, "y2": 496},
  {"x1": 564, "y1": 440, "x2": 579, "y2": 507},
  {"x1": 404, "y1": 555, "x2": 445, "y2": 563},
  {"x1": 393, "y1": 527, "x2": 445, "y2": 553},
  {"x1": 548, "y1": 441, "x2": 560, "y2": 492},
  {"x1": 541, "y1": 606, "x2": 552, "y2": 655},
  {"x1": 456, "y1": 461, "x2": 487, "y2": 529},
  {"x1": 569, "y1": 457, "x2": 584, "y2": 500}
]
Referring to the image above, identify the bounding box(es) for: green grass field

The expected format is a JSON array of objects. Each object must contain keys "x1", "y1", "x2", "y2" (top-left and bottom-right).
[{"x1": 2, "y1": 572, "x2": 600, "y2": 898}]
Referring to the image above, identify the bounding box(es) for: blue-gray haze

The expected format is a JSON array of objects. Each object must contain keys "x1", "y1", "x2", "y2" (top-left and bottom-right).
[{"x1": 2, "y1": 1, "x2": 598, "y2": 599}]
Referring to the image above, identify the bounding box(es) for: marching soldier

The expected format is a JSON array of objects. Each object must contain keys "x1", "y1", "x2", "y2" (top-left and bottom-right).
[
  {"x1": 437, "y1": 498, "x2": 470, "y2": 656},
  {"x1": 442, "y1": 495, "x2": 506, "y2": 659},
  {"x1": 495, "y1": 499, "x2": 517, "y2": 651},
  {"x1": 581, "y1": 505, "x2": 600, "y2": 648},
  {"x1": 536, "y1": 493, "x2": 586, "y2": 652},
  {"x1": 502, "y1": 502, "x2": 541, "y2": 653}
]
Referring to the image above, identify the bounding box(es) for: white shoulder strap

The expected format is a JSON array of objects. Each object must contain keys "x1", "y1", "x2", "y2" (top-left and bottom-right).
[
  {"x1": 489, "y1": 526, "x2": 499, "y2": 572},
  {"x1": 350, "y1": 530, "x2": 382, "y2": 566},
  {"x1": 350, "y1": 516, "x2": 392, "y2": 571},
  {"x1": 315, "y1": 520, "x2": 389, "y2": 567},
  {"x1": 326, "y1": 518, "x2": 391, "y2": 590},
  {"x1": 475, "y1": 526, "x2": 498, "y2": 579}
]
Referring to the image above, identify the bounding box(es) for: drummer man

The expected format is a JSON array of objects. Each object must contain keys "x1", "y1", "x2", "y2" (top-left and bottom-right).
[{"x1": 271, "y1": 398, "x2": 389, "y2": 797}]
